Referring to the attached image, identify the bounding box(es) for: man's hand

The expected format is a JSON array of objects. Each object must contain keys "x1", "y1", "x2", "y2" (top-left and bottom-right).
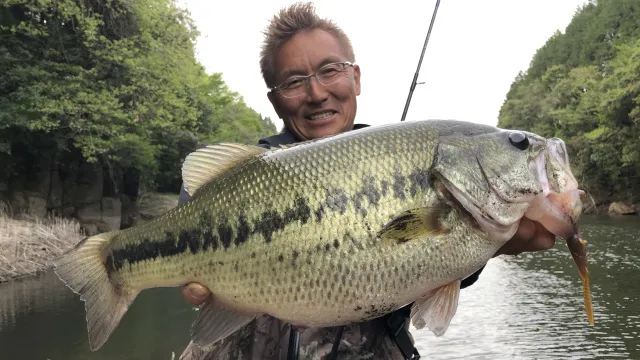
[
  {"x1": 182, "y1": 282, "x2": 211, "y2": 307},
  {"x1": 181, "y1": 218, "x2": 557, "y2": 306}
]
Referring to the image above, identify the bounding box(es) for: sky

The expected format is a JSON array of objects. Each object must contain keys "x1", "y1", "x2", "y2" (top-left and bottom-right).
[{"x1": 177, "y1": 0, "x2": 589, "y2": 131}]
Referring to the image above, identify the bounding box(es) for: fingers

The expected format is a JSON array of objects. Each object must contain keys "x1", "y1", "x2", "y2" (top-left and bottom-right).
[
  {"x1": 495, "y1": 218, "x2": 534, "y2": 256},
  {"x1": 182, "y1": 283, "x2": 211, "y2": 306},
  {"x1": 495, "y1": 219, "x2": 556, "y2": 256},
  {"x1": 514, "y1": 217, "x2": 536, "y2": 243},
  {"x1": 529, "y1": 221, "x2": 556, "y2": 251}
]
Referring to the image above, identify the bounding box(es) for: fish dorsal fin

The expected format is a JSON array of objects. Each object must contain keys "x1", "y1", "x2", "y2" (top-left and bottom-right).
[
  {"x1": 377, "y1": 206, "x2": 450, "y2": 244},
  {"x1": 277, "y1": 143, "x2": 296, "y2": 150},
  {"x1": 271, "y1": 133, "x2": 337, "y2": 150},
  {"x1": 182, "y1": 143, "x2": 267, "y2": 197},
  {"x1": 274, "y1": 138, "x2": 315, "y2": 150}
]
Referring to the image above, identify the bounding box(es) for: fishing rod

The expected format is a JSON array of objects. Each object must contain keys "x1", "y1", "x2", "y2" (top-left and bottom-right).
[{"x1": 400, "y1": 0, "x2": 441, "y2": 121}]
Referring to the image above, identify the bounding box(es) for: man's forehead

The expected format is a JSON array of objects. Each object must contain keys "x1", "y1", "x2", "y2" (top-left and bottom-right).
[{"x1": 274, "y1": 29, "x2": 348, "y2": 79}]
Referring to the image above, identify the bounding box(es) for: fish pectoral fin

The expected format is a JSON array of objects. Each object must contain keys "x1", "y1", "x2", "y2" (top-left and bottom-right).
[
  {"x1": 377, "y1": 206, "x2": 450, "y2": 244},
  {"x1": 190, "y1": 296, "x2": 259, "y2": 348},
  {"x1": 182, "y1": 143, "x2": 267, "y2": 197},
  {"x1": 410, "y1": 279, "x2": 461, "y2": 336}
]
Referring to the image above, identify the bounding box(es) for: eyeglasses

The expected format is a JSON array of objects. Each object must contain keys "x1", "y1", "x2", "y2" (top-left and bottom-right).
[{"x1": 271, "y1": 61, "x2": 355, "y2": 99}]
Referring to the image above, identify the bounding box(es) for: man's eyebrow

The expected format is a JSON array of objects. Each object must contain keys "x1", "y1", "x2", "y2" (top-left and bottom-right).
[
  {"x1": 316, "y1": 56, "x2": 342, "y2": 68},
  {"x1": 279, "y1": 56, "x2": 343, "y2": 80}
]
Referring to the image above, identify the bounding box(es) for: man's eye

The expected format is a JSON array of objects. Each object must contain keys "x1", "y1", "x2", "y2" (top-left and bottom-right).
[
  {"x1": 319, "y1": 67, "x2": 340, "y2": 76},
  {"x1": 283, "y1": 78, "x2": 304, "y2": 88}
]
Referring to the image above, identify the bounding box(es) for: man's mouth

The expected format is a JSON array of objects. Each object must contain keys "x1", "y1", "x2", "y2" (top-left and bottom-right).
[{"x1": 305, "y1": 111, "x2": 337, "y2": 120}]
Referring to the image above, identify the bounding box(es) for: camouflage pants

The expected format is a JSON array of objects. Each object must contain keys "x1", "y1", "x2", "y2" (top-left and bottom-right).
[{"x1": 179, "y1": 315, "x2": 410, "y2": 360}]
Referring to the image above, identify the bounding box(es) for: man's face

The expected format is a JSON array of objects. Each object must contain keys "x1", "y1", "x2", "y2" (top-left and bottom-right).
[{"x1": 267, "y1": 29, "x2": 361, "y2": 141}]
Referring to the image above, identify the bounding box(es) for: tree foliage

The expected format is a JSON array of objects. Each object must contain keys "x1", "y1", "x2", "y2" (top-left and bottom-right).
[
  {"x1": 0, "y1": 0, "x2": 276, "y2": 193},
  {"x1": 498, "y1": 0, "x2": 640, "y2": 202}
]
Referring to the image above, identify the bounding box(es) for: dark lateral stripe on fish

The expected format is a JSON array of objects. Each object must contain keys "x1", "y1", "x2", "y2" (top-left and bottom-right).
[
  {"x1": 408, "y1": 169, "x2": 431, "y2": 197},
  {"x1": 393, "y1": 171, "x2": 407, "y2": 200},
  {"x1": 105, "y1": 230, "x2": 201, "y2": 275},
  {"x1": 106, "y1": 196, "x2": 312, "y2": 273},
  {"x1": 352, "y1": 175, "x2": 381, "y2": 217},
  {"x1": 104, "y1": 170, "x2": 432, "y2": 273},
  {"x1": 253, "y1": 196, "x2": 311, "y2": 242}
]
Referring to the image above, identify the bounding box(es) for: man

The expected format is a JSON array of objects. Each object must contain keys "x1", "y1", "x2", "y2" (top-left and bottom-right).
[{"x1": 178, "y1": 2, "x2": 556, "y2": 359}]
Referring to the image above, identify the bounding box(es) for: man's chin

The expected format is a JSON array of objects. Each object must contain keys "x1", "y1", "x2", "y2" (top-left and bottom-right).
[{"x1": 303, "y1": 124, "x2": 345, "y2": 140}]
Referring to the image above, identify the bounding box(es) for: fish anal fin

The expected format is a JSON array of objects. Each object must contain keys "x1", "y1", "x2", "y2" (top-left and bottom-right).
[
  {"x1": 190, "y1": 296, "x2": 260, "y2": 348},
  {"x1": 53, "y1": 233, "x2": 139, "y2": 351},
  {"x1": 182, "y1": 143, "x2": 267, "y2": 197},
  {"x1": 410, "y1": 279, "x2": 461, "y2": 336},
  {"x1": 378, "y1": 206, "x2": 450, "y2": 244}
]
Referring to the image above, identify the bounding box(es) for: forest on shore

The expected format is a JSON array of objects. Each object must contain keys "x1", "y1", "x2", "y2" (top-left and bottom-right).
[
  {"x1": 498, "y1": 0, "x2": 640, "y2": 206},
  {"x1": 1, "y1": 0, "x2": 276, "y2": 195}
]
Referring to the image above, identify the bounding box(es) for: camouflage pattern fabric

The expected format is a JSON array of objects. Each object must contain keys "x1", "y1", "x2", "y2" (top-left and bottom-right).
[{"x1": 179, "y1": 314, "x2": 411, "y2": 360}]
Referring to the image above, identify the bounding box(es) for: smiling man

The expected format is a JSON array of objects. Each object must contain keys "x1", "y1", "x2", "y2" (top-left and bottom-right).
[
  {"x1": 264, "y1": 27, "x2": 360, "y2": 141},
  {"x1": 178, "y1": 2, "x2": 555, "y2": 359}
]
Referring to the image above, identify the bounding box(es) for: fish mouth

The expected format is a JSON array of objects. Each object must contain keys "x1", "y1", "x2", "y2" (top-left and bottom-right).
[
  {"x1": 522, "y1": 143, "x2": 584, "y2": 241},
  {"x1": 522, "y1": 189, "x2": 583, "y2": 239}
]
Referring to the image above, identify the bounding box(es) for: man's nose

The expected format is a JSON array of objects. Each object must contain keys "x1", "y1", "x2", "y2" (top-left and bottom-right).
[{"x1": 305, "y1": 76, "x2": 328, "y2": 103}]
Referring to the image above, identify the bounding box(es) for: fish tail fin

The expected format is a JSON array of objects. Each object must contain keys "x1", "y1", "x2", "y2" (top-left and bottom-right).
[{"x1": 53, "y1": 232, "x2": 138, "y2": 351}]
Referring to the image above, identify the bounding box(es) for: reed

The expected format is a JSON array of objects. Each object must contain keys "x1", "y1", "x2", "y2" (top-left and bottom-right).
[{"x1": 0, "y1": 202, "x2": 84, "y2": 283}]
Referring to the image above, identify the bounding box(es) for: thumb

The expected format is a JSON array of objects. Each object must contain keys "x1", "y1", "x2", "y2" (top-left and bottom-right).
[{"x1": 182, "y1": 283, "x2": 211, "y2": 306}]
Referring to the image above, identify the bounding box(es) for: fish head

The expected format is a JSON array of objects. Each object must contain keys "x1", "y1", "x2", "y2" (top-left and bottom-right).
[{"x1": 433, "y1": 126, "x2": 583, "y2": 243}]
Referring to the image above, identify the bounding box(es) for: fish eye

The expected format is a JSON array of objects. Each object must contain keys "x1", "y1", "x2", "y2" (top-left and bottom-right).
[{"x1": 508, "y1": 132, "x2": 529, "y2": 150}]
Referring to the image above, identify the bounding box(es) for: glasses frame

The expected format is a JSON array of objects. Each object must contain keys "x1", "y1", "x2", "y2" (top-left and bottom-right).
[{"x1": 270, "y1": 61, "x2": 355, "y2": 99}]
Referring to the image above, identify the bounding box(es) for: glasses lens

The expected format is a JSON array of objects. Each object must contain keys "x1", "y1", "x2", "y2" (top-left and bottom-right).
[
  {"x1": 277, "y1": 63, "x2": 351, "y2": 98},
  {"x1": 317, "y1": 63, "x2": 348, "y2": 86}
]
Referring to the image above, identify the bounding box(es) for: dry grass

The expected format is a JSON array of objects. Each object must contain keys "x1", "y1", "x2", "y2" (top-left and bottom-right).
[{"x1": 0, "y1": 201, "x2": 85, "y2": 283}]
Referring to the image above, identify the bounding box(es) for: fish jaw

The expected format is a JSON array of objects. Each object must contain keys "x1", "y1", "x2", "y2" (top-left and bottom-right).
[
  {"x1": 523, "y1": 188, "x2": 583, "y2": 239},
  {"x1": 524, "y1": 137, "x2": 583, "y2": 240}
]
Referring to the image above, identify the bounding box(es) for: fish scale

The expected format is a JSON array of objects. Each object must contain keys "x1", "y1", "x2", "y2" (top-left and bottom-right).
[{"x1": 54, "y1": 119, "x2": 591, "y2": 352}]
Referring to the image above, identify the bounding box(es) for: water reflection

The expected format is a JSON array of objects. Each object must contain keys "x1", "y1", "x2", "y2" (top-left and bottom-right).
[
  {"x1": 0, "y1": 216, "x2": 638, "y2": 359},
  {"x1": 415, "y1": 216, "x2": 640, "y2": 359},
  {"x1": 0, "y1": 271, "x2": 195, "y2": 360}
]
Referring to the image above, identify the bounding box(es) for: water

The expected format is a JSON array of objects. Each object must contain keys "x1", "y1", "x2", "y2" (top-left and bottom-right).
[{"x1": 0, "y1": 216, "x2": 638, "y2": 359}]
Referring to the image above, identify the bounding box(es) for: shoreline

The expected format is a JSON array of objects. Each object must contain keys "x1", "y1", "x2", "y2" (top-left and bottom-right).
[
  {"x1": 0, "y1": 192, "x2": 179, "y2": 284},
  {"x1": 0, "y1": 209, "x2": 84, "y2": 284}
]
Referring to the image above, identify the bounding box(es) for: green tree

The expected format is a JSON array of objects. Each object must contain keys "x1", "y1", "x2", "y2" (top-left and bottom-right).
[
  {"x1": 0, "y1": 0, "x2": 276, "y2": 196},
  {"x1": 498, "y1": 0, "x2": 640, "y2": 202}
]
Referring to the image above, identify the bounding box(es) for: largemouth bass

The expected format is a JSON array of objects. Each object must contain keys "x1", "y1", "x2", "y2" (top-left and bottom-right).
[{"x1": 53, "y1": 119, "x2": 592, "y2": 353}]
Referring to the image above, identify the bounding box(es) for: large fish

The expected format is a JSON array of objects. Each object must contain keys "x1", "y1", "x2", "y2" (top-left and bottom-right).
[{"x1": 53, "y1": 120, "x2": 593, "y2": 353}]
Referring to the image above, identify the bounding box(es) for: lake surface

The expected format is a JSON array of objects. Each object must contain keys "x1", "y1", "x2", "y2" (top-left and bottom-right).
[{"x1": 0, "y1": 215, "x2": 638, "y2": 359}]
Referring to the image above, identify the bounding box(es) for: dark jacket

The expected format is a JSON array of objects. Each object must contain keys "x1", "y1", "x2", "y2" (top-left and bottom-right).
[{"x1": 178, "y1": 124, "x2": 484, "y2": 360}]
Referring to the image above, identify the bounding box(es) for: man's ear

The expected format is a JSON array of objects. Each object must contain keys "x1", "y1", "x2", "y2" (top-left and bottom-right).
[
  {"x1": 267, "y1": 91, "x2": 284, "y2": 119},
  {"x1": 353, "y1": 64, "x2": 361, "y2": 96}
]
